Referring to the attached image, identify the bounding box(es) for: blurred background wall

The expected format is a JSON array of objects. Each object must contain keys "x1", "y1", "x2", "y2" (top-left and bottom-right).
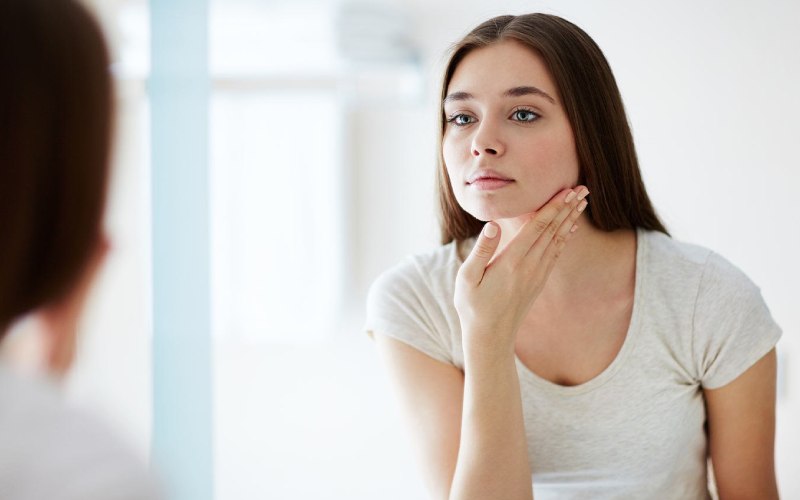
[{"x1": 66, "y1": 0, "x2": 799, "y2": 498}]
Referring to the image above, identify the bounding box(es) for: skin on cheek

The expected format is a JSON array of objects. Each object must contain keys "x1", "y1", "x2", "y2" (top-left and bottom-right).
[
  {"x1": 442, "y1": 138, "x2": 469, "y2": 212},
  {"x1": 531, "y1": 134, "x2": 581, "y2": 211},
  {"x1": 445, "y1": 168, "x2": 469, "y2": 214}
]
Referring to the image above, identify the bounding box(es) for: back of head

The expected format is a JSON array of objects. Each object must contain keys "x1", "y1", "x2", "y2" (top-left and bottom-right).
[
  {"x1": 0, "y1": 0, "x2": 112, "y2": 335},
  {"x1": 436, "y1": 13, "x2": 668, "y2": 244}
]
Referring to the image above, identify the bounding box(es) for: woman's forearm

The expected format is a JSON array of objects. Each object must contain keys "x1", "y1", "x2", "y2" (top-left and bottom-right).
[
  {"x1": 449, "y1": 341, "x2": 533, "y2": 500},
  {"x1": 446, "y1": 190, "x2": 584, "y2": 500}
]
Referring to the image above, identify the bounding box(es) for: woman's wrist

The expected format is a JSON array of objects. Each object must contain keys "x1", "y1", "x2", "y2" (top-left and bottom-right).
[{"x1": 462, "y1": 327, "x2": 518, "y2": 366}]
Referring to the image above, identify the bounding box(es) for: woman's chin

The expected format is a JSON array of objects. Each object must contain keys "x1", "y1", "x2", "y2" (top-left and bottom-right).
[
  {"x1": 470, "y1": 199, "x2": 555, "y2": 222},
  {"x1": 466, "y1": 205, "x2": 528, "y2": 222}
]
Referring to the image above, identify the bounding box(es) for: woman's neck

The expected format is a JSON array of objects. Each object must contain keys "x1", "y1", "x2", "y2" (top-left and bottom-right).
[{"x1": 493, "y1": 215, "x2": 636, "y2": 303}]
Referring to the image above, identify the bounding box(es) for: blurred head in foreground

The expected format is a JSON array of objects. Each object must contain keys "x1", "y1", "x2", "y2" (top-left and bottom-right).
[
  {"x1": 0, "y1": 2, "x2": 163, "y2": 498},
  {"x1": 0, "y1": 0, "x2": 112, "y2": 376}
]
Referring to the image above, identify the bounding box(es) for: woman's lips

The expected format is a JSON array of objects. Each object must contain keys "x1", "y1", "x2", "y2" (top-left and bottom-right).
[
  {"x1": 468, "y1": 178, "x2": 515, "y2": 191},
  {"x1": 466, "y1": 168, "x2": 514, "y2": 190}
]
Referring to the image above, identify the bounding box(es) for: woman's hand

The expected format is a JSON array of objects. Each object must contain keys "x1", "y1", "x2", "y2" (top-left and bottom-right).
[{"x1": 454, "y1": 186, "x2": 589, "y2": 357}]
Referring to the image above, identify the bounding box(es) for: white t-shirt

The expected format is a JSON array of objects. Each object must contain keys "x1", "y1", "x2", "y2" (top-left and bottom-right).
[
  {"x1": 364, "y1": 227, "x2": 782, "y2": 499},
  {"x1": 0, "y1": 364, "x2": 162, "y2": 500}
]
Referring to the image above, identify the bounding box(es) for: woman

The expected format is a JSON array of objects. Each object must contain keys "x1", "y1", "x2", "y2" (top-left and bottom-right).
[
  {"x1": 365, "y1": 13, "x2": 781, "y2": 500},
  {"x1": 0, "y1": 0, "x2": 161, "y2": 498}
]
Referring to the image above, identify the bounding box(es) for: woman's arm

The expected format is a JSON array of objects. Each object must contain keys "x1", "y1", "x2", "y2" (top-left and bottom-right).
[
  {"x1": 447, "y1": 186, "x2": 587, "y2": 500},
  {"x1": 373, "y1": 331, "x2": 532, "y2": 500},
  {"x1": 450, "y1": 342, "x2": 532, "y2": 500},
  {"x1": 373, "y1": 333, "x2": 463, "y2": 500},
  {"x1": 704, "y1": 348, "x2": 779, "y2": 499}
]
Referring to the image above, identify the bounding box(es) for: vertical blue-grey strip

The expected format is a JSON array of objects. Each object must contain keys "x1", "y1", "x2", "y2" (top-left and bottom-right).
[{"x1": 150, "y1": 0, "x2": 213, "y2": 499}]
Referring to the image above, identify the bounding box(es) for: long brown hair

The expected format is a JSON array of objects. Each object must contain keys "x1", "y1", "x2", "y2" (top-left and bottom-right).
[
  {"x1": 437, "y1": 14, "x2": 668, "y2": 244},
  {"x1": 0, "y1": 0, "x2": 112, "y2": 335}
]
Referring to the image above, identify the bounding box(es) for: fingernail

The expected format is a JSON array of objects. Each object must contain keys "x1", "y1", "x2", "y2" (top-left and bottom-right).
[
  {"x1": 565, "y1": 190, "x2": 577, "y2": 203},
  {"x1": 483, "y1": 223, "x2": 498, "y2": 238},
  {"x1": 570, "y1": 224, "x2": 578, "y2": 233},
  {"x1": 577, "y1": 200, "x2": 588, "y2": 213},
  {"x1": 577, "y1": 189, "x2": 590, "y2": 201}
]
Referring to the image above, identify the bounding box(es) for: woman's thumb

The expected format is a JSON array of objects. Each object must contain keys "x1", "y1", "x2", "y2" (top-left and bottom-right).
[{"x1": 460, "y1": 222, "x2": 501, "y2": 285}]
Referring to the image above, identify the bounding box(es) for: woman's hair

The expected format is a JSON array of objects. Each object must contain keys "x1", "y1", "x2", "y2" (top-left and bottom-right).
[
  {"x1": 437, "y1": 13, "x2": 668, "y2": 244},
  {"x1": 0, "y1": 0, "x2": 112, "y2": 335}
]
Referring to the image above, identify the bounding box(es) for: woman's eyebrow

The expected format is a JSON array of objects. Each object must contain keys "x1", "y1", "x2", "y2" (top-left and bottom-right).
[
  {"x1": 443, "y1": 86, "x2": 556, "y2": 104},
  {"x1": 443, "y1": 91, "x2": 472, "y2": 104},
  {"x1": 504, "y1": 86, "x2": 556, "y2": 104}
]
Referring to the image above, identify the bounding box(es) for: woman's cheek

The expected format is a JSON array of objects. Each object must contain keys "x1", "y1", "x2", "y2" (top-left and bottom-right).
[
  {"x1": 442, "y1": 139, "x2": 460, "y2": 171},
  {"x1": 442, "y1": 145, "x2": 467, "y2": 192}
]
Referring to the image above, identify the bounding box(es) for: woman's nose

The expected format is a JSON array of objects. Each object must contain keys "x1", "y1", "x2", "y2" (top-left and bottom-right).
[
  {"x1": 471, "y1": 122, "x2": 504, "y2": 157},
  {"x1": 472, "y1": 146, "x2": 498, "y2": 156}
]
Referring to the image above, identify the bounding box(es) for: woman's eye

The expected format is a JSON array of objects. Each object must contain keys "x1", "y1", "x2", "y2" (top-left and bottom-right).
[
  {"x1": 448, "y1": 114, "x2": 475, "y2": 126},
  {"x1": 512, "y1": 109, "x2": 539, "y2": 122}
]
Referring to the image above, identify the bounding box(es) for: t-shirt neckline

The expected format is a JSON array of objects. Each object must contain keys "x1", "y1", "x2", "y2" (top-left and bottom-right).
[{"x1": 512, "y1": 227, "x2": 647, "y2": 396}]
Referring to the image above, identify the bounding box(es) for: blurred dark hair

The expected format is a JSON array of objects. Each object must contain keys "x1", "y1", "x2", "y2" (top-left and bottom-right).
[
  {"x1": 0, "y1": 0, "x2": 112, "y2": 335},
  {"x1": 437, "y1": 13, "x2": 668, "y2": 244}
]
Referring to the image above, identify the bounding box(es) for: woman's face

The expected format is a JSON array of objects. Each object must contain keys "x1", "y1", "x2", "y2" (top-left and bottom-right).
[{"x1": 442, "y1": 39, "x2": 580, "y2": 221}]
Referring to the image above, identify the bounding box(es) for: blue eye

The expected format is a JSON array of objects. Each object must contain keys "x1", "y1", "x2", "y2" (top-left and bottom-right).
[
  {"x1": 447, "y1": 114, "x2": 476, "y2": 126},
  {"x1": 512, "y1": 109, "x2": 539, "y2": 122}
]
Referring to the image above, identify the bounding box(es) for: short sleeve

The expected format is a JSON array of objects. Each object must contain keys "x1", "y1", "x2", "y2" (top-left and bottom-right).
[
  {"x1": 693, "y1": 252, "x2": 782, "y2": 389},
  {"x1": 364, "y1": 260, "x2": 454, "y2": 365}
]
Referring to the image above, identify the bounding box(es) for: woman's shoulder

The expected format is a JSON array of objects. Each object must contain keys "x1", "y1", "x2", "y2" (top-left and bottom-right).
[
  {"x1": 368, "y1": 239, "x2": 465, "y2": 296},
  {"x1": 639, "y1": 228, "x2": 765, "y2": 299},
  {"x1": 641, "y1": 228, "x2": 712, "y2": 269},
  {"x1": 364, "y1": 242, "x2": 463, "y2": 363},
  {"x1": 0, "y1": 365, "x2": 162, "y2": 499},
  {"x1": 637, "y1": 231, "x2": 782, "y2": 388}
]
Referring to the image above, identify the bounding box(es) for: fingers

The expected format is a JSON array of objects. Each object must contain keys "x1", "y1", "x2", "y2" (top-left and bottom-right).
[
  {"x1": 525, "y1": 187, "x2": 588, "y2": 260},
  {"x1": 502, "y1": 186, "x2": 587, "y2": 264},
  {"x1": 459, "y1": 186, "x2": 588, "y2": 287},
  {"x1": 459, "y1": 222, "x2": 502, "y2": 286},
  {"x1": 532, "y1": 191, "x2": 588, "y2": 269}
]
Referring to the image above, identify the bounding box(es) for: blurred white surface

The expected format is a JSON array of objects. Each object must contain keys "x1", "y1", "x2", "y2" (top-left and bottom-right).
[{"x1": 213, "y1": 330, "x2": 427, "y2": 499}]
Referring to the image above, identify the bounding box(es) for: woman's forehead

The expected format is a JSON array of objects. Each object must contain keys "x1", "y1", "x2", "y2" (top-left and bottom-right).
[{"x1": 446, "y1": 40, "x2": 559, "y2": 102}]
